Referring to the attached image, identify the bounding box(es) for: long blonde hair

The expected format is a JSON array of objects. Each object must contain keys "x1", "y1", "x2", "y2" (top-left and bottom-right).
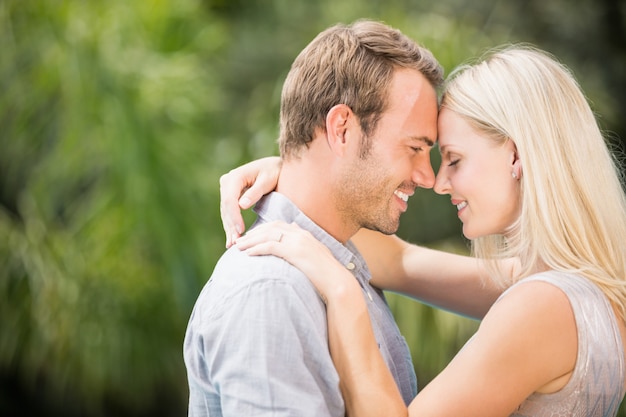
[{"x1": 441, "y1": 45, "x2": 626, "y2": 321}]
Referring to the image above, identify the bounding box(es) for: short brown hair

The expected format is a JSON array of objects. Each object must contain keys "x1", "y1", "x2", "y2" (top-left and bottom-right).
[{"x1": 279, "y1": 20, "x2": 443, "y2": 159}]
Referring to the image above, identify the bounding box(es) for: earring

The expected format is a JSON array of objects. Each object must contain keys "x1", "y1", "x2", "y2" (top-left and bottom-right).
[{"x1": 512, "y1": 172, "x2": 517, "y2": 179}]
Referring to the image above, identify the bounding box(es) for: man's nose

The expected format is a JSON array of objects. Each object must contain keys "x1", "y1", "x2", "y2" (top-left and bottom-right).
[{"x1": 413, "y1": 159, "x2": 435, "y2": 189}]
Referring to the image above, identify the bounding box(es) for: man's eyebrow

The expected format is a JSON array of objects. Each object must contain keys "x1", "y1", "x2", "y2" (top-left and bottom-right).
[{"x1": 410, "y1": 136, "x2": 435, "y2": 147}]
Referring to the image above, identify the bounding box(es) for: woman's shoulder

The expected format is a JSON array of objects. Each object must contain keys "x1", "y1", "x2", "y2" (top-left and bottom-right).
[
  {"x1": 450, "y1": 270, "x2": 577, "y2": 402},
  {"x1": 487, "y1": 272, "x2": 585, "y2": 346},
  {"x1": 476, "y1": 274, "x2": 578, "y2": 392},
  {"x1": 503, "y1": 271, "x2": 613, "y2": 319},
  {"x1": 487, "y1": 275, "x2": 575, "y2": 329},
  {"x1": 512, "y1": 270, "x2": 603, "y2": 291}
]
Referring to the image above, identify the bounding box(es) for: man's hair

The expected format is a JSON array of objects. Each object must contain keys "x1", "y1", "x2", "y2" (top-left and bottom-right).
[
  {"x1": 278, "y1": 20, "x2": 443, "y2": 159},
  {"x1": 442, "y1": 45, "x2": 626, "y2": 321}
]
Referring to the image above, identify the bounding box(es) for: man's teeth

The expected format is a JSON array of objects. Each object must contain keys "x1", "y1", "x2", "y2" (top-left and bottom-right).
[
  {"x1": 394, "y1": 190, "x2": 409, "y2": 202},
  {"x1": 456, "y1": 201, "x2": 467, "y2": 211}
]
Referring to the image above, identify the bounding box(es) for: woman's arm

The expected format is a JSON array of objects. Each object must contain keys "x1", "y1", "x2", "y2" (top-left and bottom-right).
[
  {"x1": 406, "y1": 280, "x2": 577, "y2": 416},
  {"x1": 354, "y1": 229, "x2": 510, "y2": 319},
  {"x1": 326, "y1": 273, "x2": 408, "y2": 417},
  {"x1": 236, "y1": 222, "x2": 408, "y2": 416},
  {"x1": 219, "y1": 158, "x2": 510, "y2": 318},
  {"x1": 237, "y1": 223, "x2": 577, "y2": 417}
]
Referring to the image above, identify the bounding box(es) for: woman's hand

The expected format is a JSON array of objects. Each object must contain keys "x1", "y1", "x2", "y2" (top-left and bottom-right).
[
  {"x1": 236, "y1": 221, "x2": 358, "y2": 304},
  {"x1": 220, "y1": 156, "x2": 282, "y2": 247},
  {"x1": 238, "y1": 221, "x2": 407, "y2": 417}
]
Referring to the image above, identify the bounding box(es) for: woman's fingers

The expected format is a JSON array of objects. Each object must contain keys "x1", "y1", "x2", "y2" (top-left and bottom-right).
[
  {"x1": 236, "y1": 221, "x2": 352, "y2": 304},
  {"x1": 236, "y1": 221, "x2": 293, "y2": 252},
  {"x1": 236, "y1": 221, "x2": 319, "y2": 262},
  {"x1": 238, "y1": 157, "x2": 282, "y2": 209},
  {"x1": 219, "y1": 172, "x2": 247, "y2": 248},
  {"x1": 219, "y1": 157, "x2": 282, "y2": 248}
]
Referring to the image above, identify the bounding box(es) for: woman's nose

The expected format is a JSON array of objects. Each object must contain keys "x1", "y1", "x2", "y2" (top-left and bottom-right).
[{"x1": 433, "y1": 168, "x2": 450, "y2": 195}]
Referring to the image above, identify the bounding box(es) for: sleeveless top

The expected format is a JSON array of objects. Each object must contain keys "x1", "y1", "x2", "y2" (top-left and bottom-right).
[{"x1": 502, "y1": 271, "x2": 625, "y2": 417}]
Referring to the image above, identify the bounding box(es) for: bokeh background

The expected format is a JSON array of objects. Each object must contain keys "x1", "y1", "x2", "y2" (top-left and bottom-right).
[{"x1": 1, "y1": 0, "x2": 625, "y2": 416}]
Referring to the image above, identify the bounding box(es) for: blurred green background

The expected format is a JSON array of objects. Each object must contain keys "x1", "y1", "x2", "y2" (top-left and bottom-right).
[{"x1": 1, "y1": 0, "x2": 624, "y2": 416}]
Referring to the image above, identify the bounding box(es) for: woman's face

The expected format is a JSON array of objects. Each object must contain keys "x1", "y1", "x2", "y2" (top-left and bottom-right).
[{"x1": 434, "y1": 108, "x2": 521, "y2": 239}]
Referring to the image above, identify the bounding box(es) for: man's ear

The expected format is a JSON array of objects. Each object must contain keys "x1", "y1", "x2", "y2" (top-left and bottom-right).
[{"x1": 325, "y1": 104, "x2": 354, "y2": 156}]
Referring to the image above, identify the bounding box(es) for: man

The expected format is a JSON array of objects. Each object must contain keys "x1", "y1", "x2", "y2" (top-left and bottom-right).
[{"x1": 183, "y1": 19, "x2": 442, "y2": 416}]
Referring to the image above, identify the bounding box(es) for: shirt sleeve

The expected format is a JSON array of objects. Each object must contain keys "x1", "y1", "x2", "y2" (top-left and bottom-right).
[{"x1": 186, "y1": 277, "x2": 344, "y2": 417}]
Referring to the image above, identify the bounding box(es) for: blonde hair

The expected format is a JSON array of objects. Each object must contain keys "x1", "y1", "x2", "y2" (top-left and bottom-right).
[
  {"x1": 279, "y1": 20, "x2": 443, "y2": 159},
  {"x1": 441, "y1": 45, "x2": 626, "y2": 321}
]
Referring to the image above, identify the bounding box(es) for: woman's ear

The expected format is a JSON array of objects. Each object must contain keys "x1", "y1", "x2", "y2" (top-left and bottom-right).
[
  {"x1": 509, "y1": 140, "x2": 522, "y2": 180},
  {"x1": 325, "y1": 104, "x2": 353, "y2": 156}
]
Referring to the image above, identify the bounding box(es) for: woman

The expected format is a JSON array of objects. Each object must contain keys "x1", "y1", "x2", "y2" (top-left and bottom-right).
[{"x1": 229, "y1": 46, "x2": 626, "y2": 416}]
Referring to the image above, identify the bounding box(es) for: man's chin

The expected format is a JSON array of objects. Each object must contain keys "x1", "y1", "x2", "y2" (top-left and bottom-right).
[{"x1": 362, "y1": 221, "x2": 400, "y2": 236}]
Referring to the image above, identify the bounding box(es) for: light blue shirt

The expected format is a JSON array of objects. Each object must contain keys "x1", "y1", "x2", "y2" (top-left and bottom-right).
[{"x1": 183, "y1": 192, "x2": 417, "y2": 416}]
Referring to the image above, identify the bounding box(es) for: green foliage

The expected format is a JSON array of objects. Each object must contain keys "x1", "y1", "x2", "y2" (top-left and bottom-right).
[
  {"x1": 1, "y1": 0, "x2": 624, "y2": 415},
  {"x1": 0, "y1": 0, "x2": 224, "y2": 414}
]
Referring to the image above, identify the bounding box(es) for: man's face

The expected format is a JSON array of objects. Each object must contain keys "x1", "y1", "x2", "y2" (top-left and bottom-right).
[{"x1": 335, "y1": 68, "x2": 438, "y2": 235}]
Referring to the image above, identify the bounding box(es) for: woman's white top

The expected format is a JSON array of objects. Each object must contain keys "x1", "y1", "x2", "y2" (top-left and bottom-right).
[{"x1": 505, "y1": 271, "x2": 625, "y2": 417}]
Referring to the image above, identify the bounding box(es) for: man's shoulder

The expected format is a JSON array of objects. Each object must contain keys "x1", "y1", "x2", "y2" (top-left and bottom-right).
[
  {"x1": 212, "y1": 245, "x2": 304, "y2": 286},
  {"x1": 192, "y1": 247, "x2": 321, "y2": 315}
]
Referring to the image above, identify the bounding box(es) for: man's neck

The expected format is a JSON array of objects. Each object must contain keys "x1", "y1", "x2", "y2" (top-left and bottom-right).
[{"x1": 276, "y1": 159, "x2": 356, "y2": 244}]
